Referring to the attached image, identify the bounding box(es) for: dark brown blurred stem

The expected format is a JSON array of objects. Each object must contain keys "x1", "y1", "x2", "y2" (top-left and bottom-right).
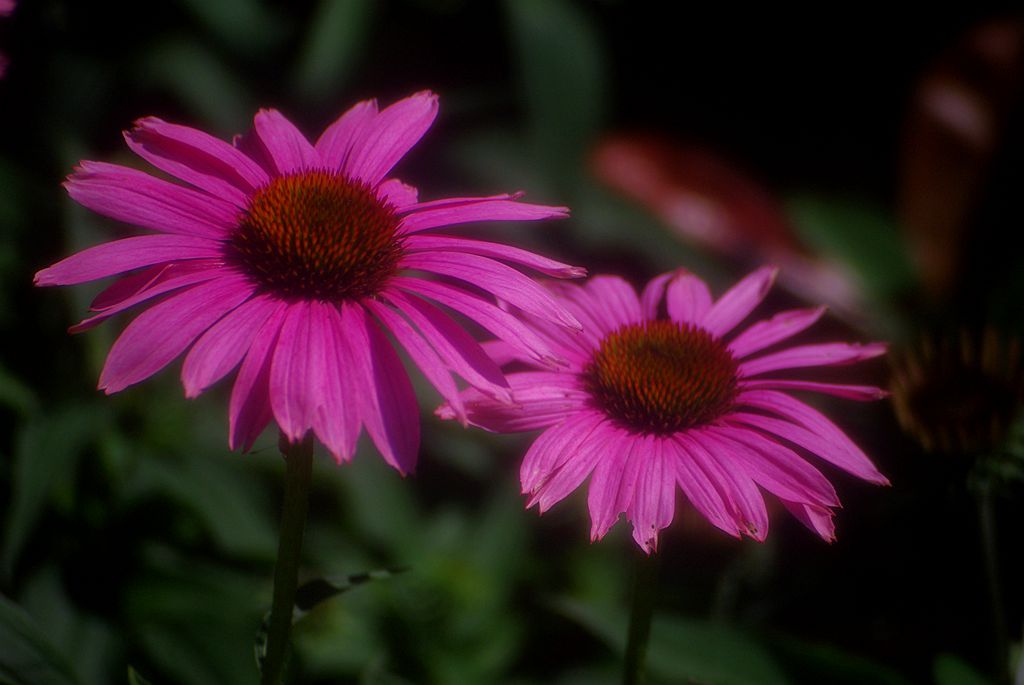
[
  {"x1": 623, "y1": 548, "x2": 660, "y2": 685},
  {"x1": 977, "y1": 482, "x2": 1009, "y2": 684},
  {"x1": 261, "y1": 433, "x2": 314, "y2": 685}
]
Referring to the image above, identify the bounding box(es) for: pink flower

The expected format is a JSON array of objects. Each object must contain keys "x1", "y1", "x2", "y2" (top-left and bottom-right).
[
  {"x1": 439, "y1": 268, "x2": 888, "y2": 552},
  {"x1": 35, "y1": 91, "x2": 583, "y2": 473},
  {"x1": 0, "y1": 0, "x2": 13, "y2": 78}
]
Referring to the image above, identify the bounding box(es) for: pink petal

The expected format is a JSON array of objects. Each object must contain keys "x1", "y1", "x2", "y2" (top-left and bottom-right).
[
  {"x1": 667, "y1": 437, "x2": 743, "y2": 538},
  {"x1": 520, "y1": 410, "x2": 607, "y2": 495},
  {"x1": 99, "y1": 275, "x2": 254, "y2": 393},
  {"x1": 531, "y1": 422, "x2": 611, "y2": 514},
  {"x1": 676, "y1": 433, "x2": 769, "y2": 541},
  {"x1": 312, "y1": 302, "x2": 361, "y2": 463},
  {"x1": 229, "y1": 308, "x2": 287, "y2": 451},
  {"x1": 665, "y1": 271, "x2": 712, "y2": 325},
  {"x1": 398, "y1": 192, "x2": 518, "y2": 215},
  {"x1": 71, "y1": 261, "x2": 225, "y2": 333},
  {"x1": 738, "y1": 379, "x2": 889, "y2": 401},
  {"x1": 181, "y1": 293, "x2": 283, "y2": 398},
  {"x1": 401, "y1": 251, "x2": 581, "y2": 329},
  {"x1": 269, "y1": 301, "x2": 322, "y2": 443},
  {"x1": 626, "y1": 436, "x2": 676, "y2": 553},
  {"x1": 581, "y1": 276, "x2": 643, "y2": 330},
  {"x1": 734, "y1": 390, "x2": 890, "y2": 484},
  {"x1": 781, "y1": 500, "x2": 836, "y2": 542},
  {"x1": 439, "y1": 371, "x2": 589, "y2": 433},
  {"x1": 377, "y1": 178, "x2": 419, "y2": 209},
  {"x1": 366, "y1": 299, "x2": 466, "y2": 424},
  {"x1": 403, "y1": 234, "x2": 585, "y2": 278},
  {"x1": 739, "y1": 342, "x2": 888, "y2": 377},
  {"x1": 64, "y1": 162, "x2": 240, "y2": 239},
  {"x1": 315, "y1": 98, "x2": 379, "y2": 169},
  {"x1": 587, "y1": 430, "x2": 646, "y2": 540},
  {"x1": 399, "y1": 198, "x2": 569, "y2": 234},
  {"x1": 700, "y1": 266, "x2": 778, "y2": 337},
  {"x1": 35, "y1": 235, "x2": 225, "y2": 287},
  {"x1": 392, "y1": 276, "x2": 562, "y2": 367},
  {"x1": 728, "y1": 307, "x2": 826, "y2": 358},
  {"x1": 345, "y1": 90, "x2": 439, "y2": 185},
  {"x1": 700, "y1": 426, "x2": 840, "y2": 507},
  {"x1": 479, "y1": 339, "x2": 533, "y2": 367},
  {"x1": 253, "y1": 109, "x2": 319, "y2": 175},
  {"x1": 342, "y1": 303, "x2": 420, "y2": 474},
  {"x1": 125, "y1": 117, "x2": 269, "y2": 207},
  {"x1": 639, "y1": 272, "x2": 674, "y2": 319},
  {"x1": 382, "y1": 289, "x2": 509, "y2": 398}
]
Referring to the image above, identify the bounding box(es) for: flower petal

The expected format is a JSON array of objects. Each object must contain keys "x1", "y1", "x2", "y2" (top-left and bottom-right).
[
  {"x1": 345, "y1": 90, "x2": 439, "y2": 185},
  {"x1": 399, "y1": 197, "x2": 569, "y2": 234},
  {"x1": 581, "y1": 276, "x2": 643, "y2": 331},
  {"x1": 781, "y1": 500, "x2": 836, "y2": 542},
  {"x1": 734, "y1": 390, "x2": 890, "y2": 484},
  {"x1": 35, "y1": 235, "x2": 225, "y2": 287},
  {"x1": 438, "y1": 371, "x2": 589, "y2": 433},
  {"x1": 315, "y1": 98, "x2": 378, "y2": 169},
  {"x1": 666, "y1": 271, "x2": 712, "y2": 325},
  {"x1": 738, "y1": 379, "x2": 888, "y2": 401},
  {"x1": 667, "y1": 436, "x2": 743, "y2": 538},
  {"x1": 392, "y1": 276, "x2": 562, "y2": 367},
  {"x1": 125, "y1": 117, "x2": 269, "y2": 207},
  {"x1": 367, "y1": 299, "x2": 466, "y2": 424},
  {"x1": 700, "y1": 266, "x2": 777, "y2": 337},
  {"x1": 700, "y1": 426, "x2": 840, "y2": 507},
  {"x1": 64, "y1": 162, "x2": 240, "y2": 238},
  {"x1": 312, "y1": 302, "x2": 361, "y2": 463},
  {"x1": 401, "y1": 251, "x2": 581, "y2": 329},
  {"x1": 626, "y1": 436, "x2": 676, "y2": 553},
  {"x1": 639, "y1": 271, "x2": 673, "y2": 319},
  {"x1": 181, "y1": 293, "x2": 283, "y2": 398},
  {"x1": 739, "y1": 342, "x2": 887, "y2": 377},
  {"x1": 99, "y1": 274, "x2": 254, "y2": 393},
  {"x1": 377, "y1": 178, "x2": 418, "y2": 209},
  {"x1": 728, "y1": 307, "x2": 826, "y2": 358},
  {"x1": 253, "y1": 109, "x2": 319, "y2": 175},
  {"x1": 382, "y1": 289, "x2": 509, "y2": 397},
  {"x1": 587, "y1": 430, "x2": 645, "y2": 539},
  {"x1": 520, "y1": 410, "x2": 607, "y2": 495},
  {"x1": 270, "y1": 301, "x2": 323, "y2": 443},
  {"x1": 403, "y1": 235, "x2": 585, "y2": 278},
  {"x1": 229, "y1": 308, "x2": 286, "y2": 451},
  {"x1": 531, "y1": 421, "x2": 610, "y2": 514},
  {"x1": 343, "y1": 303, "x2": 420, "y2": 474}
]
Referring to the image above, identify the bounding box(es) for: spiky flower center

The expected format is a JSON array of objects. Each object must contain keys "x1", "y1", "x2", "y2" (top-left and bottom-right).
[
  {"x1": 230, "y1": 171, "x2": 403, "y2": 300},
  {"x1": 585, "y1": 320, "x2": 739, "y2": 434}
]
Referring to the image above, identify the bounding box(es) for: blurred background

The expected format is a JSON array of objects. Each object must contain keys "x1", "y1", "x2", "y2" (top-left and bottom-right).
[{"x1": 2, "y1": 2, "x2": 1024, "y2": 683}]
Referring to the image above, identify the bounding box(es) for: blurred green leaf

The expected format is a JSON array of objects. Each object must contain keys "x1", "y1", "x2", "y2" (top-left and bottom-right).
[
  {"x1": 127, "y1": 666, "x2": 154, "y2": 685},
  {"x1": 787, "y1": 195, "x2": 915, "y2": 299},
  {"x1": 933, "y1": 654, "x2": 995, "y2": 685},
  {"x1": 0, "y1": 595, "x2": 81, "y2": 685},
  {"x1": 175, "y1": 0, "x2": 286, "y2": 54},
  {"x1": 554, "y1": 598, "x2": 791, "y2": 685},
  {"x1": 127, "y1": 451, "x2": 276, "y2": 559},
  {"x1": 771, "y1": 635, "x2": 913, "y2": 685},
  {"x1": 139, "y1": 40, "x2": 253, "y2": 132},
  {"x1": 2, "y1": 404, "x2": 107, "y2": 579},
  {"x1": 505, "y1": 0, "x2": 606, "y2": 185},
  {"x1": 293, "y1": 0, "x2": 373, "y2": 103},
  {"x1": 0, "y1": 364, "x2": 37, "y2": 416}
]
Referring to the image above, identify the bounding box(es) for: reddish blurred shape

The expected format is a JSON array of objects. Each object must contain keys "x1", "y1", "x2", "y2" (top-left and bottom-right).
[
  {"x1": 900, "y1": 19, "x2": 1024, "y2": 297},
  {"x1": 591, "y1": 134, "x2": 862, "y2": 319}
]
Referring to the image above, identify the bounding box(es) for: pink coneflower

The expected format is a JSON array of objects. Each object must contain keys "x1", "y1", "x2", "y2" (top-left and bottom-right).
[
  {"x1": 440, "y1": 268, "x2": 888, "y2": 552},
  {"x1": 35, "y1": 91, "x2": 583, "y2": 472}
]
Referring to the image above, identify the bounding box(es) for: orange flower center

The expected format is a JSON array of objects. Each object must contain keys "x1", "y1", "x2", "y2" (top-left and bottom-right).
[
  {"x1": 230, "y1": 171, "x2": 403, "y2": 300},
  {"x1": 585, "y1": 320, "x2": 739, "y2": 434}
]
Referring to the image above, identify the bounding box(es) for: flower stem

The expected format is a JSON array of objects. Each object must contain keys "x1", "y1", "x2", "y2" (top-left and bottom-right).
[
  {"x1": 261, "y1": 433, "x2": 314, "y2": 685},
  {"x1": 622, "y1": 549, "x2": 660, "y2": 685}
]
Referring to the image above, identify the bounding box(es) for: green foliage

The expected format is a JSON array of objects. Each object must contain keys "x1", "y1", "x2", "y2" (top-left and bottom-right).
[
  {"x1": 0, "y1": 595, "x2": 81, "y2": 685},
  {"x1": 933, "y1": 654, "x2": 995, "y2": 685}
]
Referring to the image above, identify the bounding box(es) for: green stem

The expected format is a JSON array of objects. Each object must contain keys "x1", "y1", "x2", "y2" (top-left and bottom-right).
[
  {"x1": 977, "y1": 482, "x2": 1009, "y2": 684},
  {"x1": 622, "y1": 549, "x2": 660, "y2": 685},
  {"x1": 261, "y1": 433, "x2": 314, "y2": 685}
]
